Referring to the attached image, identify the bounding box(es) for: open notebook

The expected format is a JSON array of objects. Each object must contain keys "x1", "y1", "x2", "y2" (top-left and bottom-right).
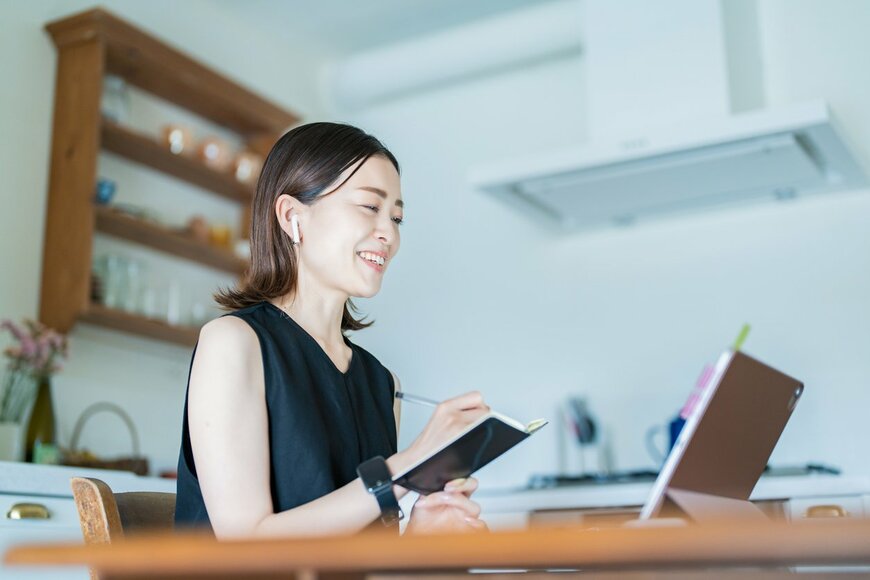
[{"x1": 392, "y1": 412, "x2": 548, "y2": 494}]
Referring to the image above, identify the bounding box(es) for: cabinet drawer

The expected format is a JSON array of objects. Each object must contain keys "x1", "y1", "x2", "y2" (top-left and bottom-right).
[
  {"x1": 530, "y1": 506, "x2": 642, "y2": 528},
  {"x1": 1, "y1": 495, "x2": 85, "y2": 580},
  {"x1": 787, "y1": 495, "x2": 866, "y2": 520},
  {"x1": 0, "y1": 494, "x2": 80, "y2": 530}
]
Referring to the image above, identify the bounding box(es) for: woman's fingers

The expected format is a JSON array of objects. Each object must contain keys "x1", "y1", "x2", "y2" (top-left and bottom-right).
[
  {"x1": 443, "y1": 391, "x2": 488, "y2": 412},
  {"x1": 416, "y1": 491, "x2": 481, "y2": 518},
  {"x1": 464, "y1": 516, "x2": 489, "y2": 532},
  {"x1": 444, "y1": 477, "x2": 478, "y2": 496},
  {"x1": 409, "y1": 491, "x2": 489, "y2": 535}
]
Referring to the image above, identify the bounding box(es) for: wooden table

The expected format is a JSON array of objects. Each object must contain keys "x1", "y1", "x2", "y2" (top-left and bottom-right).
[{"x1": 5, "y1": 519, "x2": 870, "y2": 579}]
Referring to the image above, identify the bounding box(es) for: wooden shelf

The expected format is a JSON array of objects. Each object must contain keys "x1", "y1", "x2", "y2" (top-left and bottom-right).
[
  {"x1": 45, "y1": 9, "x2": 298, "y2": 137},
  {"x1": 101, "y1": 121, "x2": 253, "y2": 203},
  {"x1": 39, "y1": 7, "x2": 297, "y2": 345},
  {"x1": 80, "y1": 304, "x2": 199, "y2": 347},
  {"x1": 94, "y1": 206, "x2": 247, "y2": 275}
]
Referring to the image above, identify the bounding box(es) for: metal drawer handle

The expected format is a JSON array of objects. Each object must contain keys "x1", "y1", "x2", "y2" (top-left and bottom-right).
[
  {"x1": 805, "y1": 504, "x2": 849, "y2": 518},
  {"x1": 7, "y1": 502, "x2": 51, "y2": 520}
]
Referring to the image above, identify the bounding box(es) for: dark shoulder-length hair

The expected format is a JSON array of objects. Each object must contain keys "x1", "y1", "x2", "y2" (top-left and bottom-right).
[{"x1": 215, "y1": 122, "x2": 400, "y2": 332}]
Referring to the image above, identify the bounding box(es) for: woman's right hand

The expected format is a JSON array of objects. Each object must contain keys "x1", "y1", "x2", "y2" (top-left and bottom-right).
[
  {"x1": 406, "y1": 477, "x2": 488, "y2": 535},
  {"x1": 396, "y1": 391, "x2": 490, "y2": 470}
]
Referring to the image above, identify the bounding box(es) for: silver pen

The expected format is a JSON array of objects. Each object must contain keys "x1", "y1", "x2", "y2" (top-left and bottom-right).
[{"x1": 394, "y1": 391, "x2": 439, "y2": 408}]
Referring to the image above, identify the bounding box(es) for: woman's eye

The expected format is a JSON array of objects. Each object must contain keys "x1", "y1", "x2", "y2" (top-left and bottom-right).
[{"x1": 362, "y1": 204, "x2": 402, "y2": 225}]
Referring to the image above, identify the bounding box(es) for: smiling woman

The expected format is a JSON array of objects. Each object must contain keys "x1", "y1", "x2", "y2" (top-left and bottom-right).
[
  {"x1": 174, "y1": 122, "x2": 491, "y2": 538},
  {"x1": 214, "y1": 123, "x2": 402, "y2": 326}
]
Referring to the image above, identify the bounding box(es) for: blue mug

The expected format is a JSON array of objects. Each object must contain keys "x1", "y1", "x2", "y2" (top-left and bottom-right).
[{"x1": 646, "y1": 414, "x2": 686, "y2": 465}]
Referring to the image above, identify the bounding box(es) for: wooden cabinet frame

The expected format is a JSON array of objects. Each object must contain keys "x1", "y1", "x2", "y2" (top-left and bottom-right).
[{"x1": 40, "y1": 8, "x2": 298, "y2": 346}]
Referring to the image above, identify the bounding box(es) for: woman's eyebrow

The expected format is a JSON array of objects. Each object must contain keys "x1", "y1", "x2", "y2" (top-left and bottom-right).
[{"x1": 358, "y1": 186, "x2": 404, "y2": 208}]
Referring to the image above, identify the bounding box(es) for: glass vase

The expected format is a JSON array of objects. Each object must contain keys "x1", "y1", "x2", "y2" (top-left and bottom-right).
[
  {"x1": 0, "y1": 421, "x2": 24, "y2": 462},
  {"x1": 0, "y1": 370, "x2": 37, "y2": 424}
]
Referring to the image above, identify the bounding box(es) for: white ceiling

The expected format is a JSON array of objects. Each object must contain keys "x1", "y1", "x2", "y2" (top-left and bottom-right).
[{"x1": 205, "y1": 0, "x2": 548, "y2": 56}]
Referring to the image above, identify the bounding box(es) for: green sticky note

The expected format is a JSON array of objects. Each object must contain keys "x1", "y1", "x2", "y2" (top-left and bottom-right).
[{"x1": 732, "y1": 324, "x2": 751, "y2": 351}]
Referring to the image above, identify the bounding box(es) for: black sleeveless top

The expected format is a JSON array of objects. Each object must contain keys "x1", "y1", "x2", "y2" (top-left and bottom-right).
[{"x1": 174, "y1": 301, "x2": 398, "y2": 530}]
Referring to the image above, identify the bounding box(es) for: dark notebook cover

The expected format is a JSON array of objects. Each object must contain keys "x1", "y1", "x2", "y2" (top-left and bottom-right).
[{"x1": 392, "y1": 414, "x2": 547, "y2": 494}]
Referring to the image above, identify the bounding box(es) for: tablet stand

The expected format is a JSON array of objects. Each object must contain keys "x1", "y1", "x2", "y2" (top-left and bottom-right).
[{"x1": 664, "y1": 488, "x2": 769, "y2": 523}]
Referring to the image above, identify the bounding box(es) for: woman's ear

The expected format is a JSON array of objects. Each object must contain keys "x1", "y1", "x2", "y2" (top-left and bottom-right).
[{"x1": 275, "y1": 194, "x2": 304, "y2": 243}]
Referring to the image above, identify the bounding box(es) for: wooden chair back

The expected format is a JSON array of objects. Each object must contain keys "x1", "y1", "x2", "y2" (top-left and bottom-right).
[
  {"x1": 70, "y1": 476, "x2": 176, "y2": 578},
  {"x1": 70, "y1": 476, "x2": 176, "y2": 542}
]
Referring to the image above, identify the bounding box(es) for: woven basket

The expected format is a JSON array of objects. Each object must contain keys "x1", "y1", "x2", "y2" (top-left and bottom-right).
[{"x1": 61, "y1": 402, "x2": 149, "y2": 476}]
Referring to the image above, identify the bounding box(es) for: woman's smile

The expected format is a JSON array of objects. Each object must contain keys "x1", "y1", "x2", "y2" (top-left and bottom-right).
[{"x1": 357, "y1": 250, "x2": 387, "y2": 273}]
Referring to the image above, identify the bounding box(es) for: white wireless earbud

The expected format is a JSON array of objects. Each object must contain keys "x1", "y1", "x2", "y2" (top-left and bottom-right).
[{"x1": 290, "y1": 214, "x2": 301, "y2": 245}]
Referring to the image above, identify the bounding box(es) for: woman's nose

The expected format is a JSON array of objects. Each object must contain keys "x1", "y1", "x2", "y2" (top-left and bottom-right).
[{"x1": 375, "y1": 219, "x2": 395, "y2": 244}]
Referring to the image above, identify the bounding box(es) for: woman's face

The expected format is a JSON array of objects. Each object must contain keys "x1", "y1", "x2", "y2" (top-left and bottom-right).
[{"x1": 297, "y1": 155, "x2": 403, "y2": 299}]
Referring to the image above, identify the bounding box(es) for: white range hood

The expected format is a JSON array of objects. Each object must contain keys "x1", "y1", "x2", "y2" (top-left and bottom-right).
[
  {"x1": 469, "y1": 0, "x2": 868, "y2": 230},
  {"x1": 470, "y1": 100, "x2": 868, "y2": 229}
]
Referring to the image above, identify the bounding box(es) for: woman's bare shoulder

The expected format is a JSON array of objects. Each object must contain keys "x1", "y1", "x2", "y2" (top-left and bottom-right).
[
  {"x1": 193, "y1": 315, "x2": 262, "y2": 376},
  {"x1": 198, "y1": 314, "x2": 258, "y2": 348},
  {"x1": 191, "y1": 315, "x2": 263, "y2": 396}
]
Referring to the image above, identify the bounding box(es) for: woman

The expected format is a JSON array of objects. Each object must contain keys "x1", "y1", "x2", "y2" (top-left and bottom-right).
[{"x1": 175, "y1": 122, "x2": 490, "y2": 537}]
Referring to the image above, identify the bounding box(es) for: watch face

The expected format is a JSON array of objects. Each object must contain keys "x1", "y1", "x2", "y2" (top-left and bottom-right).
[
  {"x1": 358, "y1": 457, "x2": 402, "y2": 527},
  {"x1": 360, "y1": 457, "x2": 391, "y2": 486}
]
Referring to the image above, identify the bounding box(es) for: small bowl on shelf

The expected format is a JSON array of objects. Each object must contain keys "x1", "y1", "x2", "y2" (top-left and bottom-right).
[
  {"x1": 160, "y1": 124, "x2": 193, "y2": 155},
  {"x1": 197, "y1": 136, "x2": 232, "y2": 171},
  {"x1": 185, "y1": 215, "x2": 211, "y2": 244},
  {"x1": 233, "y1": 151, "x2": 264, "y2": 185}
]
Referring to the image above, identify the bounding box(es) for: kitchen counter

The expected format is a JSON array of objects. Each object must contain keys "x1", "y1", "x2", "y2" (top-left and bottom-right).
[
  {"x1": 0, "y1": 460, "x2": 175, "y2": 497},
  {"x1": 476, "y1": 474, "x2": 870, "y2": 529}
]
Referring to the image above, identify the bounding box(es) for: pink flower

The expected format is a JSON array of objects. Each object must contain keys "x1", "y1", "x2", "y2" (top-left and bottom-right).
[
  {"x1": 2, "y1": 318, "x2": 68, "y2": 377},
  {"x1": 1, "y1": 320, "x2": 26, "y2": 342},
  {"x1": 48, "y1": 332, "x2": 68, "y2": 358},
  {"x1": 24, "y1": 319, "x2": 45, "y2": 335},
  {"x1": 48, "y1": 332, "x2": 65, "y2": 352},
  {"x1": 20, "y1": 336, "x2": 37, "y2": 359}
]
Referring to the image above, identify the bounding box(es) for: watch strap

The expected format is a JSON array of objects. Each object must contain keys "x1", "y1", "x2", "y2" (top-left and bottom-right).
[{"x1": 357, "y1": 456, "x2": 403, "y2": 526}]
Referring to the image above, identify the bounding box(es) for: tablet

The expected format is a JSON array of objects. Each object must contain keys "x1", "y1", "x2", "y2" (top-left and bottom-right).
[{"x1": 639, "y1": 350, "x2": 804, "y2": 520}]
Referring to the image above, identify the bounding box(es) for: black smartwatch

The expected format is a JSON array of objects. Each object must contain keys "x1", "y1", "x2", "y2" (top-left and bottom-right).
[{"x1": 357, "y1": 456, "x2": 403, "y2": 526}]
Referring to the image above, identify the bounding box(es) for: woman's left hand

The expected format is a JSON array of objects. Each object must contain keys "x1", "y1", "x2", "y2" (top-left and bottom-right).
[{"x1": 406, "y1": 477, "x2": 489, "y2": 534}]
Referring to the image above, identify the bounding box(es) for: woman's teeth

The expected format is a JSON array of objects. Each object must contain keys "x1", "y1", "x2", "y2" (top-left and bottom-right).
[{"x1": 358, "y1": 251, "x2": 385, "y2": 266}]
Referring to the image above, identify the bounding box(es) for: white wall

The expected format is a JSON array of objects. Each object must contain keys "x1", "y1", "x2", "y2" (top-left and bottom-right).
[
  {"x1": 2, "y1": 0, "x2": 868, "y2": 489},
  {"x1": 337, "y1": 0, "x2": 870, "y2": 487},
  {"x1": 0, "y1": 0, "x2": 326, "y2": 474}
]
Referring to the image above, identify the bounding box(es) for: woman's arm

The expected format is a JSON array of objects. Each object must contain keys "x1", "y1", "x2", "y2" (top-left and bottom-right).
[
  {"x1": 188, "y1": 318, "x2": 486, "y2": 539},
  {"x1": 189, "y1": 317, "x2": 403, "y2": 538},
  {"x1": 390, "y1": 370, "x2": 402, "y2": 439}
]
